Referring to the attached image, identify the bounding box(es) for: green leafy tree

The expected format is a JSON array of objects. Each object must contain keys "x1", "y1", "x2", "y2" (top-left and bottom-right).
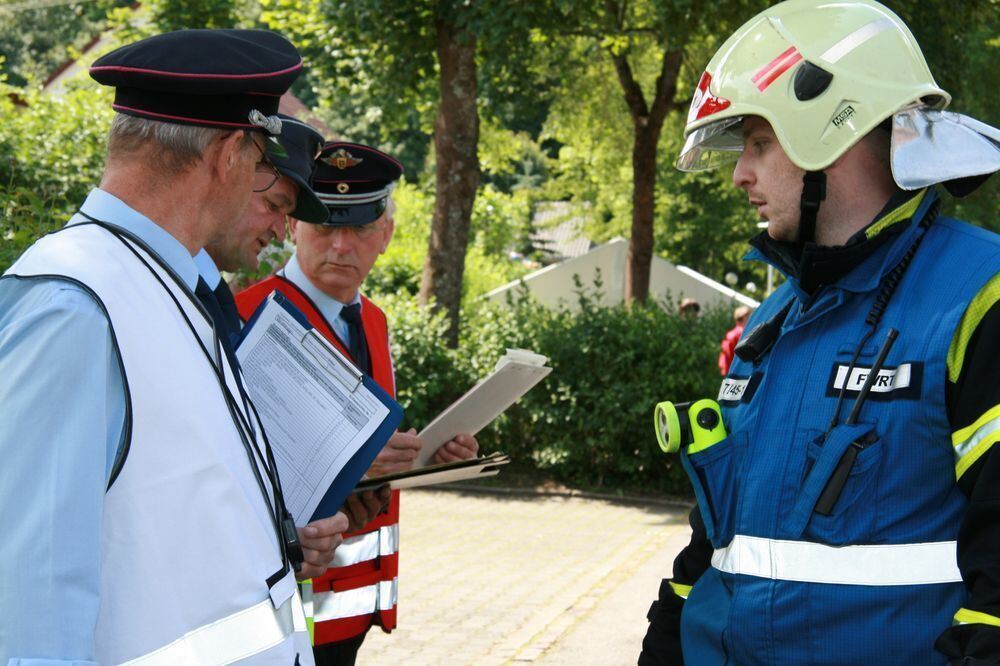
[
  {"x1": 0, "y1": 0, "x2": 129, "y2": 86},
  {"x1": 108, "y1": 0, "x2": 243, "y2": 43},
  {"x1": 261, "y1": 1, "x2": 552, "y2": 345},
  {"x1": 143, "y1": 0, "x2": 239, "y2": 31},
  {"x1": 523, "y1": 0, "x2": 771, "y2": 304},
  {"x1": 0, "y1": 79, "x2": 114, "y2": 273}
]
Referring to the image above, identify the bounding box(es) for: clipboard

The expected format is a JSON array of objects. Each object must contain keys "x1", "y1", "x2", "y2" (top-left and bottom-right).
[
  {"x1": 415, "y1": 352, "x2": 551, "y2": 467},
  {"x1": 355, "y1": 452, "x2": 511, "y2": 491},
  {"x1": 310, "y1": 372, "x2": 402, "y2": 522},
  {"x1": 238, "y1": 292, "x2": 404, "y2": 524}
]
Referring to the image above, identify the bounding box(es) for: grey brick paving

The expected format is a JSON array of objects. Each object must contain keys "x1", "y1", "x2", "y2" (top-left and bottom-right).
[{"x1": 358, "y1": 489, "x2": 691, "y2": 665}]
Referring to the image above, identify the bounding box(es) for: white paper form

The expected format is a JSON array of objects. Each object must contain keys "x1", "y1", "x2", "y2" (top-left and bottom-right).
[
  {"x1": 237, "y1": 296, "x2": 389, "y2": 525},
  {"x1": 415, "y1": 349, "x2": 551, "y2": 467}
]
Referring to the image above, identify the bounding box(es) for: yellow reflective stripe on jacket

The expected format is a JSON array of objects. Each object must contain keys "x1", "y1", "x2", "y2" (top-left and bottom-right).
[
  {"x1": 669, "y1": 581, "x2": 693, "y2": 599},
  {"x1": 300, "y1": 580, "x2": 315, "y2": 643},
  {"x1": 947, "y1": 272, "x2": 1000, "y2": 383},
  {"x1": 865, "y1": 189, "x2": 927, "y2": 239},
  {"x1": 954, "y1": 403, "x2": 1000, "y2": 479},
  {"x1": 954, "y1": 608, "x2": 1000, "y2": 628}
]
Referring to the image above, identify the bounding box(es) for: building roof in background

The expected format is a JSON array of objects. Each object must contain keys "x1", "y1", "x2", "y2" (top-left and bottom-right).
[
  {"x1": 487, "y1": 237, "x2": 758, "y2": 313},
  {"x1": 43, "y1": 30, "x2": 114, "y2": 95}
]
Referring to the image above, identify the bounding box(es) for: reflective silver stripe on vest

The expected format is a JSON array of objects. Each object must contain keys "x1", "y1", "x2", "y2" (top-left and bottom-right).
[
  {"x1": 122, "y1": 591, "x2": 308, "y2": 665},
  {"x1": 712, "y1": 535, "x2": 962, "y2": 586},
  {"x1": 313, "y1": 577, "x2": 399, "y2": 622},
  {"x1": 331, "y1": 524, "x2": 399, "y2": 568},
  {"x1": 379, "y1": 524, "x2": 399, "y2": 556}
]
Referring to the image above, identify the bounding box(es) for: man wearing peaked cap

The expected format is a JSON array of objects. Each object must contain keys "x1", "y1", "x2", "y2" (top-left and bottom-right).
[
  {"x1": 0, "y1": 29, "x2": 322, "y2": 665},
  {"x1": 196, "y1": 114, "x2": 349, "y2": 586},
  {"x1": 198, "y1": 113, "x2": 329, "y2": 341},
  {"x1": 89, "y1": 29, "x2": 300, "y2": 134},
  {"x1": 235, "y1": 142, "x2": 481, "y2": 665}
]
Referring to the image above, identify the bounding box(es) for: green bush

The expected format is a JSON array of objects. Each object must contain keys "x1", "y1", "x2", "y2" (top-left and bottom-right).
[
  {"x1": 0, "y1": 82, "x2": 113, "y2": 273},
  {"x1": 385, "y1": 279, "x2": 730, "y2": 496},
  {"x1": 365, "y1": 179, "x2": 534, "y2": 303}
]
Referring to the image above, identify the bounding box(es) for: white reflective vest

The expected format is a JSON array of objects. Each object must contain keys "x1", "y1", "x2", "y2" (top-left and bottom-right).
[{"x1": 9, "y1": 224, "x2": 312, "y2": 664}]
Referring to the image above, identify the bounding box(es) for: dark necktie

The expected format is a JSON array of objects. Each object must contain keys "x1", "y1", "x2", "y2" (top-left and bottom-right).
[
  {"x1": 339, "y1": 303, "x2": 370, "y2": 375},
  {"x1": 213, "y1": 279, "x2": 243, "y2": 345},
  {"x1": 195, "y1": 277, "x2": 244, "y2": 387}
]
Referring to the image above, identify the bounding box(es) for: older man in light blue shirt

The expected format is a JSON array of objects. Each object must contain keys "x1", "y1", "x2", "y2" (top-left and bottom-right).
[
  {"x1": 0, "y1": 87, "x2": 350, "y2": 666},
  {"x1": 0, "y1": 188, "x2": 200, "y2": 662}
]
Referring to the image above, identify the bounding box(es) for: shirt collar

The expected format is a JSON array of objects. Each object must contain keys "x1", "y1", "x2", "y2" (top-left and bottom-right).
[
  {"x1": 72, "y1": 188, "x2": 200, "y2": 291},
  {"x1": 193, "y1": 249, "x2": 222, "y2": 290},
  {"x1": 281, "y1": 252, "x2": 360, "y2": 323}
]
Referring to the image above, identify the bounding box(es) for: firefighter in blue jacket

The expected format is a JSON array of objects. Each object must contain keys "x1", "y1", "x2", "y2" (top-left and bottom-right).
[{"x1": 640, "y1": 1, "x2": 1000, "y2": 664}]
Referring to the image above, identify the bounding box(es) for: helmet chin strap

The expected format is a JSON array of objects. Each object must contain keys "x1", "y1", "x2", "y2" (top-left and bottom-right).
[{"x1": 798, "y1": 171, "x2": 827, "y2": 246}]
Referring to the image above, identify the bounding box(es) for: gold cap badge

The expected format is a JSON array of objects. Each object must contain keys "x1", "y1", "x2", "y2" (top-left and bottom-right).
[{"x1": 323, "y1": 148, "x2": 363, "y2": 170}]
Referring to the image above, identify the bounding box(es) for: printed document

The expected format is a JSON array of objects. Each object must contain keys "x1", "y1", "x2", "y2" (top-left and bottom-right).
[{"x1": 237, "y1": 297, "x2": 390, "y2": 524}]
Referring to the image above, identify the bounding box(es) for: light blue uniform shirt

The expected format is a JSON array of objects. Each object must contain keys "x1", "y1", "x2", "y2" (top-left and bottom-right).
[
  {"x1": 0, "y1": 188, "x2": 198, "y2": 665},
  {"x1": 280, "y1": 252, "x2": 359, "y2": 346}
]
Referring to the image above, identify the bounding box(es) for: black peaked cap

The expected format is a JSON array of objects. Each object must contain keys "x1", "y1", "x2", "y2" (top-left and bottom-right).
[
  {"x1": 312, "y1": 142, "x2": 403, "y2": 226},
  {"x1": 90, "y1": 29, "x2": 301, "y2": 133},
  {"x1": 272, "y1": 114, "x2": 328, "y2": 224}
]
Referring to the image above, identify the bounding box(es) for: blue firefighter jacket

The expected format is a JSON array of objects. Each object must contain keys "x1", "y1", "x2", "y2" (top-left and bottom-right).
[{"x1": 678, "y1": 189, "x2": 1000, "y2": 665}]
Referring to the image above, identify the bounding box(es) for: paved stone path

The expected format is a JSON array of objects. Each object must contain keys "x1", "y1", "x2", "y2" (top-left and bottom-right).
[{"x1": 359, "y1": 488, "x2": 691, "y2": 665}]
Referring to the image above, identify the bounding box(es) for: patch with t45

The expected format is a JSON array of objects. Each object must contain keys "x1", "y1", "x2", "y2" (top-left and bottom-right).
[{"x1": 718, "y1": 373, "x2": 763, "y2": 406}]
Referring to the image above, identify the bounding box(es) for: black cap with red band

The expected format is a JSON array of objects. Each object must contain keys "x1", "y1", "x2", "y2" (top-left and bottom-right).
[
  {"x1": 271, "y1": 114, "x2": 328, "y2": 224},
  {"x1": 311, "y1": 142, "x2": 404, "y2": 226},
  {"x1": 89, "y1": 29, "x2": 302, "y2": 135}
]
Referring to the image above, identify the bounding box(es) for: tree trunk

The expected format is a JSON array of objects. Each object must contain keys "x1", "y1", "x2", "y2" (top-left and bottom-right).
[
  {"x1": 625, "y1": 121, "x2": 661, "y2": 303},
  {"x1": 608, "y1": 40, "x2": 684, "y2": 304},
  {"x1": 419, "y1": 19, "x2": 480, "y2": 347}
]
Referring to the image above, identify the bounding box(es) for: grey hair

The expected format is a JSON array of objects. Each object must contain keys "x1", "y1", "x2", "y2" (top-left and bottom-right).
[
  {"x1": 384, "y1": 193, "x2": 396, "y2": 221},
  {"x1": 107, "y1": 113, "x2": 248, "y2": 174}
]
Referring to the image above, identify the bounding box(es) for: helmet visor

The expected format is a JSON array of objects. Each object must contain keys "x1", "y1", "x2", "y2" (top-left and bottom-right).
[{"x1": 676, "y1": 117, "x2": 745, "y2": 172}]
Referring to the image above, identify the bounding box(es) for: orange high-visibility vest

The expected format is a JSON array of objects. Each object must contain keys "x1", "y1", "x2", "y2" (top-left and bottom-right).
[{"x1": 236, "y1": 275, "x2": 399, "y2": 644}]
